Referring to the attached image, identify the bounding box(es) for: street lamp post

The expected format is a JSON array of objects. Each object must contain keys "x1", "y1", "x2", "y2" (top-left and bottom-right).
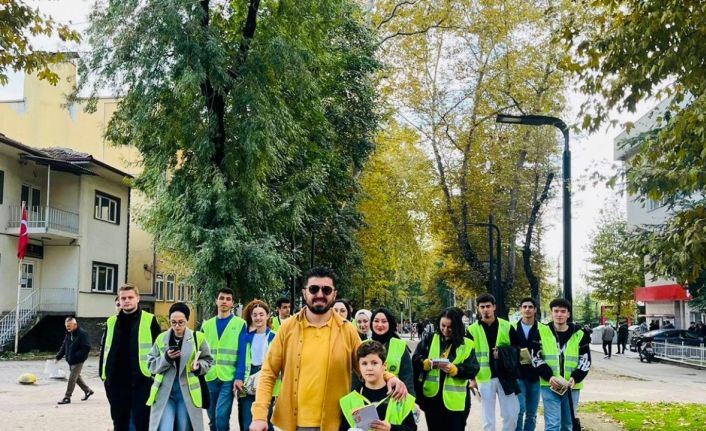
[
  {"x1": 470, "y1": 215, "x2": 504, "y2": 318},
  {"x1": 495, "y1": 114, "x2": 572, "y2": 305}
]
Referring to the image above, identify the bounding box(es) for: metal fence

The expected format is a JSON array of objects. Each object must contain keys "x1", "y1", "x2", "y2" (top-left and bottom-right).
[{"x1": 652, "y1": 341, "x2": 706, "y2": 367}]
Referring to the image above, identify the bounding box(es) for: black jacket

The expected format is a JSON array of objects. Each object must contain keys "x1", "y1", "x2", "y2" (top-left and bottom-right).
[
  {"x1": 99, "y1": 308, "x2": 161, "y2": 384},
  {"x1": 496, "y1": 345, "x2": 521, "y2": 395},
  {"x1": 56, "y1": 327, "x2": 91, "y2": 365},
  {"x1": 515, "y1": 320, "x2": 540, "y2": 381}
]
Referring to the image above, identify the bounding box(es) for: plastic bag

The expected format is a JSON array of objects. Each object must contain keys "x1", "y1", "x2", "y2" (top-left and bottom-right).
[{"x1": 44, "y1": 359, "x2": 66, "y2": 379}]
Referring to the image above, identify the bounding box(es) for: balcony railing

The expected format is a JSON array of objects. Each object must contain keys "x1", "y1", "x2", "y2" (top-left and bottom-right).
[{"x1": 7, "y1": 205, "x2": 79, "y2": 235}]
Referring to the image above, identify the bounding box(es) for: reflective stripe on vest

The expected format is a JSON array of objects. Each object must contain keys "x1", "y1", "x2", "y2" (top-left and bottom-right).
[
  {"x1": 386, "y1": 338, "x2": 406, "y2": 377},
  {"x1": 422, "y1": 333, "x2": 475, "y2": 411},
  {"x1": 467, "y1": 318, "x2": 511, "y2": 383},
  {"x1": 339, "y1": 390, "x2": 416, "y2": 427},
  {"x1": 146, "y1": 331, "x2": 204, "y2": 408},
  {"x1": 202, "y1": 315, "x2": 245, "y2": 382},
  {"x1": 101, "y1": 310, "x2": 154, "y2": 381},
  {"x1": 538, "y1": 324, "x2": 584, "y2": 389}
]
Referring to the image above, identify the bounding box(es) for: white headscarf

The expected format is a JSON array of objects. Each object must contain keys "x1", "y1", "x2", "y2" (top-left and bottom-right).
[{"x1": 354, "y1": 309, "x2": 373, "y2": 339}]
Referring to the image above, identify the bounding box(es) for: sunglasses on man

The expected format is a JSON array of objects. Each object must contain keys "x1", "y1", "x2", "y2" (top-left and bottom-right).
[{"x1": 306, "y1": 285, "x2": 335, "y2": 296}]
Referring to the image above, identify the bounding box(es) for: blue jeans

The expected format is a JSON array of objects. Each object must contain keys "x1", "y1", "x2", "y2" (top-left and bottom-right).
[
  {"x1": 516, "y1": 379, "x2": 540, "y2": 431},
  {"x1": 207, "y1": 379, "x2": 235, "y2": 431},
  {"x1": 238, "y1": 365, "x2": 274, "y2": 431},
  {"x1": 159, "y1": 379, "x2": 191, "y2": 431},
  {"x1": 541, "y1": 387, "x2": 580, "y2": 431}
]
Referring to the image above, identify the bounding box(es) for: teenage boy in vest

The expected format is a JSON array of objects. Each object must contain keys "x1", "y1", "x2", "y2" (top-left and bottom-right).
[
  {"x1": 201, "y1": 288, "x2": 247, "y2": 431},
  {"x1": 513, "y1": 297, "x2": 541, "y2": 431},
  {"x1": 271, "y1": 297, "x2": 291, "y2": 332},
  {"x1": 531, "y1": 298, "x2": 591, "y2": 431},
  {"x1": 339, "y1": 340, "x2": 417, "y2": 431},
  {"x1": 466, "y1": 293, "x2": 520, "y2": 431},
  {"x1": 99, "y1": 284, "x2": 161, "y2": 431}
]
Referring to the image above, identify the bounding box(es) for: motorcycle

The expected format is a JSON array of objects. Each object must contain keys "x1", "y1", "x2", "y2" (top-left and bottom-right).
[{"x1": 636, "y1": 338, "x2": 656, "y2": 363}]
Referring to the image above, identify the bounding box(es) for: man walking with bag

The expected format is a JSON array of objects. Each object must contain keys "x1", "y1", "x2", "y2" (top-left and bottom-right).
[{"x1": 56, "y1": 317, "x2": 93, "y2": 405}]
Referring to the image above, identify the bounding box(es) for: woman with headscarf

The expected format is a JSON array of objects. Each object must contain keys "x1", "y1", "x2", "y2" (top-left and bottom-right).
[
  {"x1": 354, "y1": 309, "x2": 372, "y2": 341},
  {"x1": 412, "y1": 308, "x2": 479, "y2": 430},
  {"x1": 147, "y1": 302, "x2": 213, "y2": 431},
  {"x1": 370, "y1": 307, "x2": 415, "y2": 396}
]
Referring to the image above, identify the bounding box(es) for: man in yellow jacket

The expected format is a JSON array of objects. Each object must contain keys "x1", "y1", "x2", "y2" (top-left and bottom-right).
[{"x1": 250, "y1": 267, "x2": 409, "y2": 431}]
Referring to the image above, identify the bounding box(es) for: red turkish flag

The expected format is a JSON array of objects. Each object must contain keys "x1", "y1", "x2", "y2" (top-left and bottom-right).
[{"x1": 17, "y1": 206, "x2": 28, "y2": 260}]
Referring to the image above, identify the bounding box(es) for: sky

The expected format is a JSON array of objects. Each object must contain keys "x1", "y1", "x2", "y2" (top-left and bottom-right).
[{"x1": 2, "y1": 0, "x2": 657, "y2": 297}]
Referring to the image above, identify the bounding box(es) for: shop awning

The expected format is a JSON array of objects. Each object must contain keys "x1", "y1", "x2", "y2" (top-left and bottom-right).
[{"x1": 635, "y1": 284, "x2": 690, "y2": 301}]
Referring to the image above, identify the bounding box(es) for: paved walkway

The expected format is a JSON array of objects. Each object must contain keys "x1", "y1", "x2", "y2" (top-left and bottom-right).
[{"x1": 2, "y1": 340, "x2": 704, "y2": 430}]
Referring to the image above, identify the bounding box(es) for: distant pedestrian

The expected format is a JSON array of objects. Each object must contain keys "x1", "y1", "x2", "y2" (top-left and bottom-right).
[
  {"x1": 601, "y1": 322, "x2": 614, "y2": 359},
  {"x1": 100, "y1": 284, "x2": 161, "y2": 431},
  {"x1": 649, "y1": 320, "x2": 659, "y2": 331},
  {"x1": 663, "y1": 320, "x2": 675, "y2": 329},
  {"x1": 56, "y1": 317, "x2": 93, "y2": 405},
  {"x1": 617, "y1": 321, "x2": 628, "y2": 354},
  {"x1": 333, "y1": 298, "x2": 353, "y2": 321}
]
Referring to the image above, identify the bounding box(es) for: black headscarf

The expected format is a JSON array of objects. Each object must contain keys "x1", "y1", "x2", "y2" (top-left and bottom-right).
[{"x1": 371, "y1": 307, "x2": 399, "y2": 345}]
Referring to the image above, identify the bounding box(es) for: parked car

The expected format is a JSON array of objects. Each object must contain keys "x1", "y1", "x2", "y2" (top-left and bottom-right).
[{"x1": 637, "y1": 329, "x2": 705, "y2": 347}]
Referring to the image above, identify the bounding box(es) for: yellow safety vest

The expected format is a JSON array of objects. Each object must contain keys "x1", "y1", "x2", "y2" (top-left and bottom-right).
[
  {"x1": 146, "y1": 331, "x2": 204, "y2": 408},
  {"x1": 422, "y1": 334, "x2": 474, "y2": 411},
  {"x1": 385, "y1": 338, "x2": 407, "y2": 377},
  {"x1": 101, "y1": 310, "x2": 154, "y2": 381},
  {"x1": 202, "y1": 315, "x2": 246, "y2": 382},
  {"x1": 538, "y1": 324, "x2": 585, "y2": 390},
  {"x1": 467, "y1": 318, "x2": 511, "y2": 383},
  {"x1": 339, "y1": 390, "x2": 415, "y2": 429},
  {"x1": 242, "y1": 330, "x2": 282, "y2": 397}
]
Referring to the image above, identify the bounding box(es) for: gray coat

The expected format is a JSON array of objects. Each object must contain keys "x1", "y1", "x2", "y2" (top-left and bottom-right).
[{"x1": 148, "y1": 328, "x2": 213, "y2": 431}]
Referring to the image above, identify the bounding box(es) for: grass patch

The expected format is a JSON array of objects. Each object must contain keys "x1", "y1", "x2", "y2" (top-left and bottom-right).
[
  {"x1": 582, "y1": 401, "x2": 706, "y2": 430},
  {"x1": 0, "y1": 350, "x2": 55, "y2": 361}
]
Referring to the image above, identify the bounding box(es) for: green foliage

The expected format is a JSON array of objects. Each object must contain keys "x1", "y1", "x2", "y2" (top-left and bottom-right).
[
  {"x1": 582, "y1": 401, "x2": 706, "y2": 431},
  {"x1": 354, "y1": 121, "x2": 437, "y2": 310},
  {"x1": 0, "y1": 0, "x2": 80, "y2": 85},
  {"x1": 77, "y1": 0, "x2": 379, "y2": 302},
  {"x1": 563, "y1": 1, "x2": 706, "y2": 295},
  {"x1": 585, "y1": 210, "x2": 642, "y2": 320}
]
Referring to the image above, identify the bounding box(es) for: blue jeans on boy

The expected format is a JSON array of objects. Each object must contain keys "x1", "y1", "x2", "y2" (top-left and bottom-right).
[
  {"x1": 516, "y1": 378, "x2": 540, "y2": 431},
  {"x1": 541, "y1": 387, "x2": 580, "y2": 431},
  {"x1": 207, "y1": 379, "x2": 235, "y2": 431},
  {"x1": 159, "y1": 380, "x2": 191, "y2": 431}
]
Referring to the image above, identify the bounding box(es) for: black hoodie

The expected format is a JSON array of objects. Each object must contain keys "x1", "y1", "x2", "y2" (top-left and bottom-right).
[{"x1": 531, "y1": 322, "x2": 591, "y2": 384}]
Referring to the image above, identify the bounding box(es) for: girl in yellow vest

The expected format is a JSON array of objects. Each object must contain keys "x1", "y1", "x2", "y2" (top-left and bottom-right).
[
  {"x1": 370, "y1": 308, "x2": 415, "y2": 397},
  {"x1": 234, "y1": 300, "x2": 277, "y2": 431},
  {"x1": 147, "y1": 302, "x2": 213, "y2": 431},
  {"x1": 412, "y1": 308, "x2": 479, "y2": 431}
]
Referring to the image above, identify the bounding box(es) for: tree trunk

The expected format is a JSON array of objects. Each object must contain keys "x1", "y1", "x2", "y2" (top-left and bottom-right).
[{"x1": 523, "y1": 172, "x2": 554, "y2": 305}]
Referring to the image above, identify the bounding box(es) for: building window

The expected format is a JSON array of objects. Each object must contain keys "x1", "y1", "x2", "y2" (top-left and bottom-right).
[
  {"x1": 166, "y1": 274, "x2": 175, "y2": 301},
  {"x1": 92, "y1": 262, "x2": 118, "y2": 293},
  {"x1": 0, "y1": 170, "x2": 4, "y2": 204},
  {"x1": 646, "y1": 198, "x2": 664, "y2": 211},
  {"x1": 155, "y1": 273, "x2": 164, "y2": 300},
  {"x1": 21, "y1": 262, "x2": 35, "y2": 289},
  {"x1": 94, "y1": 191, "x2": 121, "y2": 224},
  {"x1": 178, "y1": 281, "x2": 185, "y2": 301},
  {"x1": 21, "y1": 184, "x2": 41, "y2": 213},
  {"x1": 187, "y1": 285, "x2": 194, "y2": 303}
]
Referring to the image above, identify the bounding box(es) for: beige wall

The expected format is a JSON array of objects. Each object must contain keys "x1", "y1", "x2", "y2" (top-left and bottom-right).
[{"x1": 76, "y1": 174, "x2": 129, "y2": 317}]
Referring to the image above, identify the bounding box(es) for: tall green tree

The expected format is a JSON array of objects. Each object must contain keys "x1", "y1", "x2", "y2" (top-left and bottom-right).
[
  {"x1": 376, "y1": 0, "x2": 568, "y2": 315},
  {"x1": 562, "y1": 1, "x2": 706, "y2": 293},
  {"x1": 76, "y1": 0, "x2": 379, "y2": 302},
  {"x1": 0, "y1": 0, "x2": 80, "y2": 84},
  {"x1": 584, "y1": 210, "x2": 642, "y2": 320}
]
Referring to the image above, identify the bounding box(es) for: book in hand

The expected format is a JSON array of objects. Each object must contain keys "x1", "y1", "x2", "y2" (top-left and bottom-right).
[
  {"x1": 550, "y1": 376, "x2": 570, "y2": 396},
  {"x1": 519, "y1": 348, "x2": 532, "y2": 365},
  {"x1": 351, "y1": 404, "x2": 379, "y2": 430},
  {"x1": 431, "y1": 358, "x2": 450, "y2": 368}
]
